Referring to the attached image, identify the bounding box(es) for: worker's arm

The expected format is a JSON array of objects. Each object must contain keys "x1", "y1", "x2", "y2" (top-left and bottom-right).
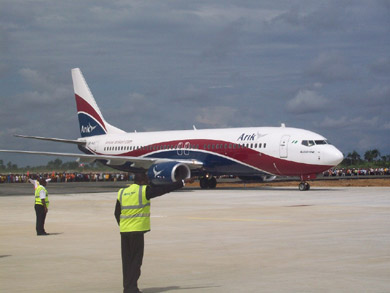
[
  {"x1": 114, "y1": 200, "x2": 121, "y2": 225},
  {"x1": 146, "y1": 180, "x2": 184, "y2": 200},
  {"x1": 29, "y1": 179, "x2": 39, "y2": 189}
]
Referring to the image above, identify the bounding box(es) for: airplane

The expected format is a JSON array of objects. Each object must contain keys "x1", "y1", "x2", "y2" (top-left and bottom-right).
[{"x1": 0, "y1": 68, "x2": 344, "y2": 191}]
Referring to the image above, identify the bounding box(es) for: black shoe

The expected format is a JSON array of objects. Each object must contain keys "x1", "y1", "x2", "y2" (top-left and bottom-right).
[{"x1": 37, "y1": 232, "x2": 49, "y2": 236}]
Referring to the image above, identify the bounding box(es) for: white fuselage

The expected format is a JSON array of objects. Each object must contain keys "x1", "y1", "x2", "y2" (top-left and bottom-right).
[{"x1": 80, "y1": 126, "x2": 343, "y2": 178}]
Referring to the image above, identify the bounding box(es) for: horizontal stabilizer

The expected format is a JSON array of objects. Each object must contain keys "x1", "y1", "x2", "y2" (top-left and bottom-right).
[{"x1": 15, "y1": 135, "x2": 86, "y2": 146}]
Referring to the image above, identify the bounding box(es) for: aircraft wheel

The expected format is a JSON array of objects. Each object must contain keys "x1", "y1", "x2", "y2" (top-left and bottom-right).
[
  {"x1": 208, "y1": 177, "x2": 217, "y2": 189},
  {"x1": 299, "y1": 182, "x2": 310, "y2": 191},
  {"x1": 200, "y1": 178, "x2": 208, "y2": 189},
  {"x1": 199, "y1": 176, "x2": 217, "y2": 189}
]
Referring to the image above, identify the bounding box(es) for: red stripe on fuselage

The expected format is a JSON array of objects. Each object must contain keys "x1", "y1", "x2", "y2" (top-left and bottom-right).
[
  {"x1": 75, "y1": 94, "x2": 106, "y2": 131},
  {"x1": 95, "y1": 139, "x2": 332, "y2": 176}
]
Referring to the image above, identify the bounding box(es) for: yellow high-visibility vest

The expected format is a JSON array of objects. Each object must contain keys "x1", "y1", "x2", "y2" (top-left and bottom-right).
[
  {"x1": 118, "y1": 184, "x2": 150, "y2": 232},
  {"x1": 35, "y1": 185, "x2": 49, "y2": 207}
]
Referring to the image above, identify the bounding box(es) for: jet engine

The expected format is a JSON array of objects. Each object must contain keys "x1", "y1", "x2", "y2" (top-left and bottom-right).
[{"x1": 147, "y1": 161, "x2": 191, "y2": 185}]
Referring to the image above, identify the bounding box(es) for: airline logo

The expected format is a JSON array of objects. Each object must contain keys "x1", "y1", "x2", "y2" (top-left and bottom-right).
[
  {"x1": 77, "y1": 113, "x2": 106, "y2": 137},
  {"x1": 237, "y1": 132, "x2": 268, "y2": 141},
  {"x1": 81, "y1": 123, "x2": 97, "y2": 134},
  {"x1": 153, "y1": 166, "x2": 164, "y2": 178}
]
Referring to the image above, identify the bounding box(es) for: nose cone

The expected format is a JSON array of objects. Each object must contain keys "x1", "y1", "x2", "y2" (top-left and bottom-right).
[{"x1": 326, "y1": 146, "x2": 344, "y2": 166}]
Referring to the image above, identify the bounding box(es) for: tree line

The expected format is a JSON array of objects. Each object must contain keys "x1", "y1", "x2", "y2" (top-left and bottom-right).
[{"x1": 341, "y1": 149, "x2": 390, "y2": 167}]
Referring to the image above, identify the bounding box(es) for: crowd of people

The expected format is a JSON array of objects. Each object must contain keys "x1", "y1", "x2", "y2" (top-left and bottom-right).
[
  {"x1": 0, "y1": 172, "x2": 132, "y2": 184},
  {"x1": 323, "y1": 167, "x2": 390, "y2": 177}
]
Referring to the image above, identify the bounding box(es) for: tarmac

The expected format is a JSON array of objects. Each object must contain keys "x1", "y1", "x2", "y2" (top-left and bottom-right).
[{"x1": 1, "y1": 183, "x2": 390, "y2": 292}]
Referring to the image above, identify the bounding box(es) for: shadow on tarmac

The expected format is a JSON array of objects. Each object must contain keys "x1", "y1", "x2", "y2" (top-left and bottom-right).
[
  {"x1": 0, "y1": 255, "x2": 12, "y2": 258},
  {"x1": 143, "y1": 285, "x2": 221, "y2": 292}
]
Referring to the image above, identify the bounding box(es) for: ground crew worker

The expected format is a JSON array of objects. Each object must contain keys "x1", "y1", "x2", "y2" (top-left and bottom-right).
[
  {"x1": 114, "y1": 173, "x2": 185, "y2": 293},
  {"x1": 33, "y1": 178, "x2": 50, "y2": 235}
]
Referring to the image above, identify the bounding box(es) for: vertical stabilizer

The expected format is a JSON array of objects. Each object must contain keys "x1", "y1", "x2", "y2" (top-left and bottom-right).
[{"x1": 71, "y1": 68, "x2": 125, "y2": 137}]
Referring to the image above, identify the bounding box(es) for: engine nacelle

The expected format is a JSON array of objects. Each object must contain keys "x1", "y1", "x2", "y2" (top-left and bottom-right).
[{"x1": 147, "y1": 161, "x2": 191, "y2": 185}]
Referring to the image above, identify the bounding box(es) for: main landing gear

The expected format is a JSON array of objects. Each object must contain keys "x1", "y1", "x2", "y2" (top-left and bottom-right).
[{"x1": 199, "y1": 176, "x2": 217, "y2": 189}]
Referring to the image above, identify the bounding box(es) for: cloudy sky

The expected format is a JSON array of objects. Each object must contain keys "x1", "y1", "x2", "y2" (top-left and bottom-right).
[{"x1": 1, "y1": 0, "x2": 389, "y2": 167}]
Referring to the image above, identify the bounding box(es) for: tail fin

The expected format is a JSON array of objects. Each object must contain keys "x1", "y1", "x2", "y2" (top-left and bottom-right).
[{"x1": 71, "y1": 68, "x2": 125, "y2": 137}]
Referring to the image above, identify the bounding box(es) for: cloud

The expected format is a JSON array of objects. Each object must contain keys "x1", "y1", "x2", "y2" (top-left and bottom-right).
[
  {"x1": 200, "y1": 18, "x2": 245, "y2": 63},
  {"x1": 1, "y1": 0, "x2": 390, "y2": 166},
  {"x1": 370, "y1": 58, "x2": 390, "y2": 76},
  {"x1": 367, "y1": 85, "x2": 390, "y2": 105},
  {"x1": 274, "y1": 4, "x2": 346, "y2": 32},
  {"x1": 305, "y1": 52, "x2": 355, "y2": 83},
  {"x1": 287, "y1": 89, "x2": 329, "y2": 114},
  {"x1": 195, "y1": 106, "x2": 237, "y2": 128},
  {"x1": 319, "y1": 116, "x2": 379, "y2": 129},
  {"x1": 18, "y1": 68, "x2": 69, "y2": 104}
]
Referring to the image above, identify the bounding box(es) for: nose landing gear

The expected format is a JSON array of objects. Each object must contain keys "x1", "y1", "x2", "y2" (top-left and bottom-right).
[
  {"x1": 299, "y1": 182, "x2": 310, "y2": 191},
  {"x1": 299, "y1": 174, "x2": 315, "y2": 191}
]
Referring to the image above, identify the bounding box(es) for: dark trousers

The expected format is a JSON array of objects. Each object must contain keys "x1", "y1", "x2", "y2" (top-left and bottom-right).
[
  {"x1": 35, "y1": 204, "x2": 46, "y2": 235},
  {"x1": 121, "y1": 232, "x2": 144, "y2": 293}
]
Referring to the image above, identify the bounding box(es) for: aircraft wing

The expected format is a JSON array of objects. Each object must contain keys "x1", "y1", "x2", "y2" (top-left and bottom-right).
[{"x1": 0, "y1": 149, "x2": 203, "y2": 170}]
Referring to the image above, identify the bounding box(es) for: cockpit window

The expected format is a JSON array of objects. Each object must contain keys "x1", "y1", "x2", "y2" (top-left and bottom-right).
[
  {"x1": 302, "y1": 140, "x2": 329, "y2": 146},
  {"x1": 314, "y1": 140, "x2": 328, "y2": 145},
  {"x1": 302, "y1": 140, "x2": 315, "y2": 146}
]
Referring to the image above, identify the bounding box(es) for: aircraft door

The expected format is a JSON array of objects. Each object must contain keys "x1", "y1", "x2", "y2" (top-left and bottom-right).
[{"x1": 279, "y1": 135, "x2": 290, "y2": 158}]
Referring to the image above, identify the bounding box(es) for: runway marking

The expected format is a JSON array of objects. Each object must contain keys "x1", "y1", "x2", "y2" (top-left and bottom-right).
[{"x1": 185, "y1": 217, "x2": 290, "y2": 223}]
